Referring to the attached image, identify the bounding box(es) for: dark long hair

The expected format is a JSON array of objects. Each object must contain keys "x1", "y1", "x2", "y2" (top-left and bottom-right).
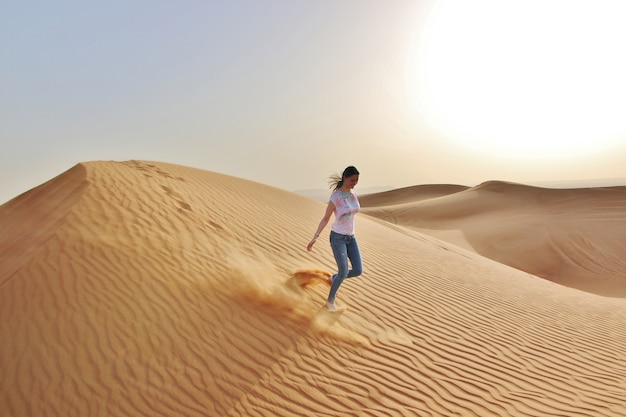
[{"x1": 329, "y1": 166, "x2": 360, "y2": 191}]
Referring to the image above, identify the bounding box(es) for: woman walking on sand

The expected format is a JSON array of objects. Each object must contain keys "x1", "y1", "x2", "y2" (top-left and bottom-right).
[{"x1": 307, "y1": 166, "x2": 363, "y2": 311}]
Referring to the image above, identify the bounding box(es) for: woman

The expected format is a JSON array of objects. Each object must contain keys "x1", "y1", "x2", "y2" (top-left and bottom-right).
[{"x1": 307, "y1": 166, "x2": 363, "y2": 311}]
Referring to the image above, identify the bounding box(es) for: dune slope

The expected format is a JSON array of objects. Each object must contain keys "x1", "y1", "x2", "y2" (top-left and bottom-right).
[{"x1": 1, "y1": 161, "x2": 626, "y2": 417}]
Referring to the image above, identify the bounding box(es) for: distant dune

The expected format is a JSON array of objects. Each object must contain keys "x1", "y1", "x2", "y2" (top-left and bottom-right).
[
  {"x1": 1, "y1": 161, "x2": 625, "y2": 416},
  {"x1": 361, "y1": 180, "x2": 626, "y2": 297},
  {"x1": 359, "y1": 184, "x2": 469, "y2": 206}
]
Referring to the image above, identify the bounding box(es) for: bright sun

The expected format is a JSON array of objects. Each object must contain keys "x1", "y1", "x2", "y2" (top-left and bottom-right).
[{"x1": 413, "y1": 0, "x2": 626, "y2": 160}]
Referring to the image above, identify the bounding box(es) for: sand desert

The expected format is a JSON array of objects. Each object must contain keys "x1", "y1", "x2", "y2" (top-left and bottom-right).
[{"x1": 1, "y1": 160, "x2": 625, "y2": 416}]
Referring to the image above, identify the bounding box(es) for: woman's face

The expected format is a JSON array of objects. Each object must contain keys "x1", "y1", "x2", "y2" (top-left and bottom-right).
[{"x1": 343, "y1": 174, "x2": 359, "y2": 190}]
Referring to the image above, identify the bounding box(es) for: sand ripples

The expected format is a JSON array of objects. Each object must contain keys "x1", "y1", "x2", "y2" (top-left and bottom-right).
[{"x1": 1, "y1": 161, "x2": 625, "y2": 416}]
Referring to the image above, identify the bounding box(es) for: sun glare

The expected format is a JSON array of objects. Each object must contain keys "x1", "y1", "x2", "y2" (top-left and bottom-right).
[{"x1": 413, "y1": 0, "x2": 626, "y2": 160}]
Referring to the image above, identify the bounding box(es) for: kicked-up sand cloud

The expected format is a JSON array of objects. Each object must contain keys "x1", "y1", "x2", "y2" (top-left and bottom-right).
[{"x1": 1, "y1": 160, "x2": 625, "y2": 416}]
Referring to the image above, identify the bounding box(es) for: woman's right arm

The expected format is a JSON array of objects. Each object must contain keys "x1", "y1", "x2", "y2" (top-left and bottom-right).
[{"x1": 307, "y1": 201, "x2": 335, "y2": 252}]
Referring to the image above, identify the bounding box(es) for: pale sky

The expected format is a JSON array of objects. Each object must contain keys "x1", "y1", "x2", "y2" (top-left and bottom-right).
[{"x1": 2, "y1": 0, "x2": 626, "y2": 204}]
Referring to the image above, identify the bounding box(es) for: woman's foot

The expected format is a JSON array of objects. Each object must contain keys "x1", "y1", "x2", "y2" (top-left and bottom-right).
[{"x1": 326, "y1": 301, "x2": 337, "y2": 311}]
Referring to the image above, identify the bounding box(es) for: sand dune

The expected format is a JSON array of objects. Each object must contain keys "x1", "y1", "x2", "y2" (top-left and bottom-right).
[
  {"x1": 361, "y1": 180, "x2": 626, "y2": 297},
  {"x1": 359, "y1": 184, "x2": 469, "y2": 207},
  {"x1": 1, "y1": 161, "x2": 626, "y2": 416}
]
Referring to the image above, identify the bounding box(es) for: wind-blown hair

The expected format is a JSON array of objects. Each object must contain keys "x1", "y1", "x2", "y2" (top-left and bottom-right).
[{"x1": 328, "y1": 166, "x2": 360, "y2": 191}]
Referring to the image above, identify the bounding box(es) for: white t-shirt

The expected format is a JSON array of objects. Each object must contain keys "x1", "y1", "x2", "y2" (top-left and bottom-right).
[{"x1": 329, "y1": 190, "x2": 360, "y2": 235}]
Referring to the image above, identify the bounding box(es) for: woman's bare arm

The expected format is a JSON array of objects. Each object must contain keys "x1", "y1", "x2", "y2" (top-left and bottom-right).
[{"x1": 307, "y1": 201, "x2": 335, "y2": 252}]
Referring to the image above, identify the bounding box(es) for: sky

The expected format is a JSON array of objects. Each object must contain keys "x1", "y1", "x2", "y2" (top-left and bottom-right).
[{"x1": 2, "y1": 0, "x2": 626, "y2": 204}]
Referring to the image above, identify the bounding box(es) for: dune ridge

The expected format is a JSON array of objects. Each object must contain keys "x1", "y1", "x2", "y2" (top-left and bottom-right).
[{"x1": 1, "y1": 160, "x2": 626, "y2": 416}]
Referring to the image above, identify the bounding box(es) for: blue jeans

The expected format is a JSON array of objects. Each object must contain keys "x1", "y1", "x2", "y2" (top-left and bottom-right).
[{"x1": 328, "y1": 231, "x2": 363, "y2": 303}]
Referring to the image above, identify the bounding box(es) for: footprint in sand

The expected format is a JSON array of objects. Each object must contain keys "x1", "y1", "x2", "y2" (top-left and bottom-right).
[{"x1": 160, "y1": 185, "x2": 193, "y2": 212}]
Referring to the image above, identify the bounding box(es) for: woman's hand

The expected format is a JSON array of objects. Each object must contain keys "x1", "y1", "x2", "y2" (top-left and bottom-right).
[{"x1": 307, "y1": 237, "x2": 318, "y2": 252}]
